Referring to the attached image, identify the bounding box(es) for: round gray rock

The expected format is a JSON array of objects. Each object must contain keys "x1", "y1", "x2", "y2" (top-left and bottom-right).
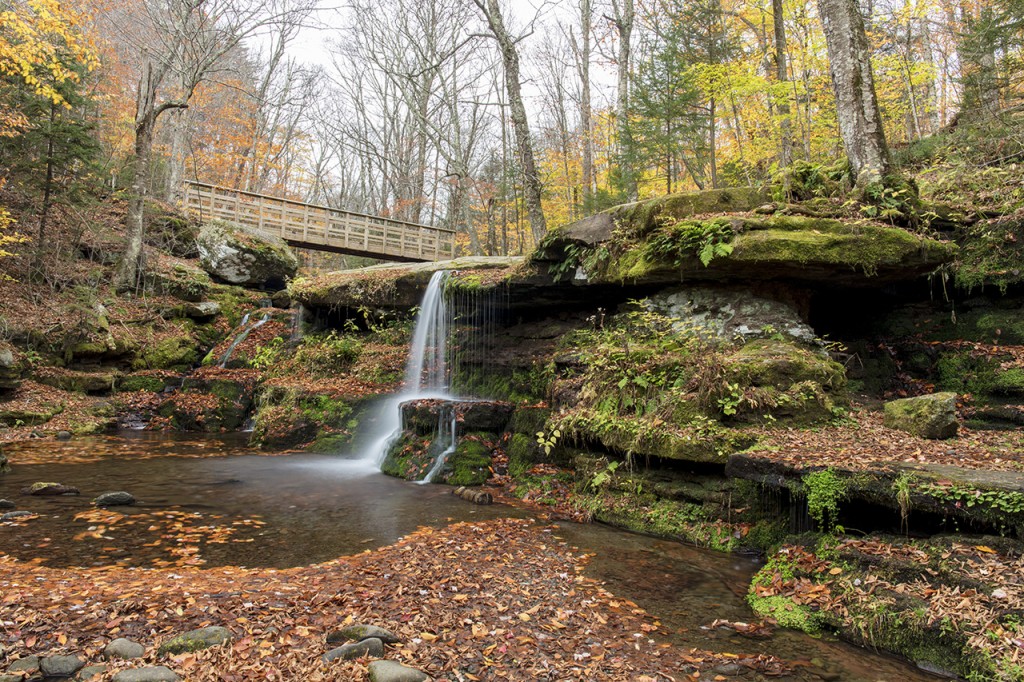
[
  {"x1": 56, "y1": 430, "x2": 72, "y2": 441},
  {"x1": 158, "y1": 626, "x2": 231, "y2": 654},
  {"x1": 326, "y1": 624, "x2": 401, "y2": 645},
  {"x1": 104, "y1": 637, "x2": 145, "y2": 660},
  {"x1": 111, "y1": 667, "x2": 180, "y2": 682},
  {"x1": 367, "y1": 660, "x2": 429, "y2": 682},
  {"x1": 94, "y1": 492, "x2": 136, "y2": 507},
  {"x1": 0, "y1": 499, "x2": 16, "y2": 509},
  {"x1": 40, "y1": 655, "x2": 84, "y2": 677},
  {"x1": 322, "y1": 637, "x2": 384, "y2": 662}
]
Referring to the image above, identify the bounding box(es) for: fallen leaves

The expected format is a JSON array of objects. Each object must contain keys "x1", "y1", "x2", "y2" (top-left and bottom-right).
[{"x1": 0, "y1": 518, "x2": 794, "y2": 680}]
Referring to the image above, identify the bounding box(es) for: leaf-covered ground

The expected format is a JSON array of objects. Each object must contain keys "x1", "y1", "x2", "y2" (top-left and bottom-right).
[
  {"x1": 0, "y1": 518, "x2": 793, "y2": 681},
  {"x1": 750, "y1": 407, "x2": 1024, "y2": 472}
]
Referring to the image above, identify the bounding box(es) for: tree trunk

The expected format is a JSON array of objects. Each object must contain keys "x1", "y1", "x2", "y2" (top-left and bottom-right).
[
  {"x1": 817, "y1": 0, "x2": 892, "y2": 186},
  {"x1": 572, "y1": 0, "x2": 594, "y2": 207},
  {"x1": 772, "y1": 0, "x2": 793, "y2": 167},
  {"x1": 33, "y1": 101, "x2": 57, "y2": 276},
  {"x1": 479, "y1": 0, "x2": 546, "y2": 241},
  {"x1": 612, "y1": 0, "x2": 636, "y2": 201}
]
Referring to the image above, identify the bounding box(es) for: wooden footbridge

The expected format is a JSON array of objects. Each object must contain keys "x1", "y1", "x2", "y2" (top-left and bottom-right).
[{"x1": 182, "y1": 181, "x2": 456, "y2": 262}]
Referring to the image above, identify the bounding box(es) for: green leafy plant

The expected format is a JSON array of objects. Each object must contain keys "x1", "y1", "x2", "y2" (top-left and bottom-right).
[
  {"x1": 589, "y1": 460, "x2": 620, "y2": 490},
  {"x1": 536, "y1": 429, "x2": 560, "y2": 455},
  {"x1": 802, "y1": 468, "x2": 848, "y2": 532}
]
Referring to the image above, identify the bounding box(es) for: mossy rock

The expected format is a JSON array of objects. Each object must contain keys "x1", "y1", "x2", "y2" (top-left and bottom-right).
[
  {"x1": 117, "y1": 374, "x2": 174, "y2": 393},
  {"x1": 380, "y1": 432, "x2": 436, "y2": 481},
  {"x1": 34, "y1": 369, "x2": 117, "y2": 394},
  {"x1": 158, "y1": 626, "x2": 232, "y2": 655},
  {"x1": 441, "y1": 435, "x2": 493, "y2": 486},
  {"x1": 725, "y1": 339, "x2": 846, "y2": 390},
  {"x1": 507, "y1": 432, "x2": 541, "y2": 477},
  {"x1": 883, "y1": 392, "x2": 959, "y2": 439},
  {"x1": 133, "y1": 334, "x2": 199, "y2": 372},
  {"x1": 197, "y1": 220, "x2": 298, "y2": 287},
  {"x1": 161, "y1": 376, "x2": 255, "y2": 431},
  {"x1": 249, "y1": 386, "x2": 360, "y2": 449},
  {"x1": 0, "y1": 405, "x2": 62, "y2": 427},
  {"x1": 0, "y1": 344, "x2": 22, "y2": 391},
  {"x1": 144, "y1": 263, "x2": 212, "y2": 302}
]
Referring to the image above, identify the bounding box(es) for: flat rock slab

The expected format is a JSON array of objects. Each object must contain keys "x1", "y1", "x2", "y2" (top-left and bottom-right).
[
  {"x1": 1, "y1": 511, "x2": 33, "y2": 520},
  {"x1": 367, "y1": 660, "x2": 429, "y2": 682},
  {"x1": 40, "y1": 655, "x2": 84, "y2": 677},
  {"x1": 322, "y1": 637, "x2": 384, "y2": 662},
  {"x1": 158, "y1": 626, "x2": 231, "y2": 654},
  {"x1": 104, "y1": 637, "x2": 146, "y2": 660},
  {"x1": 112, "y1": 667, "x2": 180, "y2": 682},
  {"x1": 327, "y1": 624, "x2": 401, "y2": 645}
]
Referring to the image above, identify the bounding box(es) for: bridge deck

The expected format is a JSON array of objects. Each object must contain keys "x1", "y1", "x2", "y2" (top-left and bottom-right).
[{"x1": 182, "y1": 181, "x2": 456, "y2": 262}]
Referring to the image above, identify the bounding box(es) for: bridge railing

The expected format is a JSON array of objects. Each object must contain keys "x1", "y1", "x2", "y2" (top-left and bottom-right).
[{"x1": 182, "y1": 181, "x2": 456, "y2": 262}]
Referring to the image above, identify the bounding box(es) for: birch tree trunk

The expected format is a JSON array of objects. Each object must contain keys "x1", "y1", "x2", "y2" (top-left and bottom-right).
[{"x1": 817, "y1": 0, "x2": 892, "y2": 186}]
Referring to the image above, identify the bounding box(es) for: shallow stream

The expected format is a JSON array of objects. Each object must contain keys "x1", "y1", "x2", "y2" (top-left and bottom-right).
[{"x1": 0, "y1": 432, "x2": 941, "y2": 681}]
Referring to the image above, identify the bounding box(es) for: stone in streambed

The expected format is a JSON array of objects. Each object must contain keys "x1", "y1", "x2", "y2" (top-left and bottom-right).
[
  {"x1": 158, "y1": 626, "x2": 231, "y2": 654},
  {"x1": 94, "y1": 491, "x2": 136, "y2": 507},
  {"x1": 6, "y1": 656, "x2": 40, "y2": 675},
  {"x1": 111, "y1": 667, "x2": 180, "y2": 682},
  {"x1": 322, "y1": 637, "x2": 384, "y2": 662},
  {"x1": 104, "y1": 637, "x2": 145, "y2": 660},
  {"x1": 78, "y1": 664, "x2": 107, "y2": 680},
  {"x1": 883, "y1": 392, "x2": 959, "y2": 439},
  {"x1": 56, "y1": 430, "x2": 72, "y2": 440},
  {"x1": 326, "y1": 624, "x2": 401, "y2": 645},
  {"x1": 0, "y1": 450, "x2": 8, "y2": 474},
  {"x1": 0, "y1": 499, "x2": 15, "y2": 509},
  {"x1": 1, "y1": 511, "x2": 33, "y2": 520},
  {"x1": 40, "y1": 654, "x2": 85, "y2": 677},
  {"x1": 23, "y1": 481, "x2": 80, "y2": 496},
  {"x1": 367, "y1": 660, "x2": 429, "y2": 682}
]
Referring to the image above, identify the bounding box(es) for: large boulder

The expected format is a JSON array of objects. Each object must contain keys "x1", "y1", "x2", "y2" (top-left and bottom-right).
[
  {"x1": 883, "y1": 392, "x2": 959, "y2": 439},
  {"x1": 197, "y1": 220, "x2": 298, "y2": 288}
]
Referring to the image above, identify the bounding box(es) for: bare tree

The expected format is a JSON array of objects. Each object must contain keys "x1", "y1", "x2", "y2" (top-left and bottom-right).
[
  {"x1": 109, "y1": 0, "x2": 312, "y2": 291},
  {"x1": 569, "y1": 0, "x2": 594, "y2": 206},
  {"x1": 772, "y1": 0, "x2": 792, "y2": 167},
  {"x1": 472, "y1": 0, "x2": 547, "y2": 242}
]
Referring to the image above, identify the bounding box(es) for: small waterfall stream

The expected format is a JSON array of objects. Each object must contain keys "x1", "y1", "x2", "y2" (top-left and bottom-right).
[
  {"x1": 218, "y1": 313, "x2": 271, "y2": 368},
  {"x1": 364, "y1": 271, "x2": 455, "y2": 481}
]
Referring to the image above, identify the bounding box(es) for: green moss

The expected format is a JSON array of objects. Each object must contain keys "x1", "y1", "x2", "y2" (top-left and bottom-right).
[
  {"x1": 116, "y1": 375, "x2": 168, "y2": 393},
  {"x1": 730, "y1": 216, "x2": 954, "y2": 274},
  {"x1": 748, "y1": 595, "x2": 823, "y2": 634},
  {"x1": 444, "y1": 435, "x2": 493, "y2": 486},
  {"x1": 508, "y1": 433, "x2": 539, "y2": 477},
  {"x1": 134, "y1": 334, "x2": 198, "y2": 371},
  {"x1": 249, "y1": 386, "x2": 359, "y2": 449},
  {"x1": 802, "y1": 468, "x2": 848, "y2": 531}
]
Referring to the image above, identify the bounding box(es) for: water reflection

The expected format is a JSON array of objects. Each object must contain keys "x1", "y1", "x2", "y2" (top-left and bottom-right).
[{"x1": 0, "y1": 432, "x2": 942, "y2": 681}]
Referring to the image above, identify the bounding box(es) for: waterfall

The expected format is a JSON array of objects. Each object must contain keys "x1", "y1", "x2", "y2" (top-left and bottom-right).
[
  {"x1": 218, "y1": 313, "x2": 270, "y2": 368},
  {"x1": 363, "y1": 271, "x2": 454, "y2": 476}
]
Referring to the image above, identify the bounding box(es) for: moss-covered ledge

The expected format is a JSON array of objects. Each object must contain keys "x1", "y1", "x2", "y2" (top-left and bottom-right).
[{"x1": 289, "y1": 256, "x2": 525, "y2": 311}]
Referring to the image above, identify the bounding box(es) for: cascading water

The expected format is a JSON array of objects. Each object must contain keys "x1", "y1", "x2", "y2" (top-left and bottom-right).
[
  {"x1": 363, "y1": 271, "x2": 454, "y2": 481},
  {"x1": 218, "y1": 313, "x2": 271, "y2": 368}
]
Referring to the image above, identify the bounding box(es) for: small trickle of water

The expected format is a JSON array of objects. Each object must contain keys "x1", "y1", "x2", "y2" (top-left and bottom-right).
[
  {"x1": 219, "y1": 313, "x2": 271, "y2": 368},
  {"x1": 418, "y1": 403, "x2": 457, "y2": 485}
]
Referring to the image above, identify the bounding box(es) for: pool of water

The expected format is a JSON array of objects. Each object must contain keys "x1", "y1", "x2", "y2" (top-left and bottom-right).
[{"x1": 0, "y1": 432, "x2": 941, "y2": 681}]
